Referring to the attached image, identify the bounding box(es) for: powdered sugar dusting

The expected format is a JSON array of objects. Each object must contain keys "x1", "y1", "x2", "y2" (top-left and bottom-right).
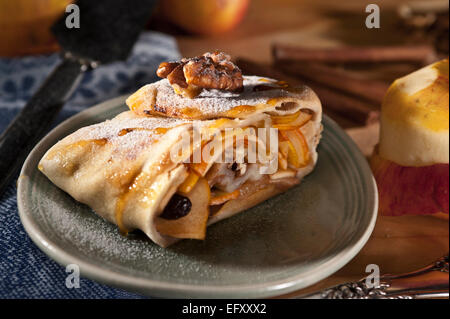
[
  {"x1": 63, "y1": 112, "x2": 190, "y2": 158},
  {"x1": 59, "y1": 112, "x2": 217, "y2": 161},
  {"x1": 73, "y1": 112, "x2": 189, "y2": 140},
  {"x1": 149, "y1": 76, "x2": 303, "y2": 117}
]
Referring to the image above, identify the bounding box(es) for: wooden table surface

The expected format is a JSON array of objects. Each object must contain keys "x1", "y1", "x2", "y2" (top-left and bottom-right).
[{"x1": 172, "y1": 0, "x2": 449, "y2": 297}]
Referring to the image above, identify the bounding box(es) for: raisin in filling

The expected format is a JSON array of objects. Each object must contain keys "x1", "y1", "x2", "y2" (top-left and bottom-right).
[{"x1": 159, "y1": 194, "x2": 192, "y2": 220}]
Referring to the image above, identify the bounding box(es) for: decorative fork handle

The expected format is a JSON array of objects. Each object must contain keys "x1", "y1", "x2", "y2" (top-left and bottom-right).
[{"x1": 299, "y1": 255, "x2": 449, "y2": 299}]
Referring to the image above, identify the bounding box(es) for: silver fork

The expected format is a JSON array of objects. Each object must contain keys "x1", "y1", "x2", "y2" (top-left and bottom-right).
[{"x1": 297, "y1": 255, "x2": 449, "y2": 299}]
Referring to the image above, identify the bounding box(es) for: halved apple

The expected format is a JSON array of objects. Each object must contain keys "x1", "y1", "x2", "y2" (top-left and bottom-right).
[
  {"x1": 155, "y1": 177, "x2": 211, "y2": 239},
  {"x1": 371, "y1": 151, "x2": 449, "y2": 216}
]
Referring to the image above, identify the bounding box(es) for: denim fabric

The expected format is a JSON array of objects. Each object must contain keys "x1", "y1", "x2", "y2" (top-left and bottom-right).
[{"x1": 0, "y1": 32, "x2": 181, "y2": 298}]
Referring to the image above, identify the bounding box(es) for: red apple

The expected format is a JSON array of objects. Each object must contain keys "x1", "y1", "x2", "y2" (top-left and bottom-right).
[
  {"x1": 161, "y1": 0, "x2": 250, "y2": 35},
  {"x1": 370, "y1": 151, "x2": 449, "y2": 216}
]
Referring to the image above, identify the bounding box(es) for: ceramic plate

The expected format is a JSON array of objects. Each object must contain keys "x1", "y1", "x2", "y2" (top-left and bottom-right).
[{"x1": 17, "y1": 96, "x2": 378, "y2": 298}]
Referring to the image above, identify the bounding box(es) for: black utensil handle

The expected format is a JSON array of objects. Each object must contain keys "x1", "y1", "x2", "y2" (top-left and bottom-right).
[{"x1": 0, "y1": 58, "x2": 87, "y2": 196}]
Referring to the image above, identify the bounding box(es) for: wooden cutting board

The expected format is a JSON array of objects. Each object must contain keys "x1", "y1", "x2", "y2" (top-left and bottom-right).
[{"x1": 173, "y1": 0, "x2": 449, "y2": 296}]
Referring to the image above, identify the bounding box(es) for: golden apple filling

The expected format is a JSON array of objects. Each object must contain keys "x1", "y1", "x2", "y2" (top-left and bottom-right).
[{"x1": 154, "y1": 109, "x2": 313, "y2": 239}]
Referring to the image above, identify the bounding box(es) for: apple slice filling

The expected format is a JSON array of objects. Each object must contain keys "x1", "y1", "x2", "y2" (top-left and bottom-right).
[
  {"x1": 155, "y1": 110, "x2": 312, "y2": 239},
  {"x1": 155, "y1": 177, "x2": 211, "y2": 239}
]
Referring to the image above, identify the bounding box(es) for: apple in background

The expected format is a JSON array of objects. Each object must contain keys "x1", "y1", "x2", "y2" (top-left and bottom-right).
[
  {"x1": 160, "y1": 0, "x2": 250, "y2": 35},
  {"x1": 370, "y1": 59, "x2": 449, "y2": 217},
  {"x1": 0, "y1": 0, "x2": 72, "y2": 56},
  {"x1": 371, "y1": 151, "x2": 449, "y2": 217}
]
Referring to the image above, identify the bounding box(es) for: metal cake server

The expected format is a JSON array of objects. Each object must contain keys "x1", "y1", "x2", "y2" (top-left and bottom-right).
[
  {"x1": 297, "y1": 254, "x2": 449, "y2": 299},
  {"x1": 0, "y1": 0, "x2": 157, "y2": 196}
]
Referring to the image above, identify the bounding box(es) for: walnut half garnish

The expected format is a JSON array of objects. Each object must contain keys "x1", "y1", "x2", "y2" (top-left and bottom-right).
[{"x1": 156, "y1": 51, "x2": 244, "y2": 99}]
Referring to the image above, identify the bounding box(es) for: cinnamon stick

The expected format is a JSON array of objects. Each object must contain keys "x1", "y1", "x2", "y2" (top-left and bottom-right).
[
  {"x1": 275, "y1": 61, "x2": 390, "y2": 104},
  {"x1": 236, "y1": 58, "x2": 380, "y2": 126},
  {"x1": 307, "y1": 84, "x2": 380, "y2": 125},
  {"x1": 272, "y1": 44, "x2": 437, "y2": 65}
]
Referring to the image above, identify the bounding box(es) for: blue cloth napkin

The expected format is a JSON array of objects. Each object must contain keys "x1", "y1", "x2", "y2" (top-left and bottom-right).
[{"x1": 0, "y1": 32, "x2": 181, "y2": 298}]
